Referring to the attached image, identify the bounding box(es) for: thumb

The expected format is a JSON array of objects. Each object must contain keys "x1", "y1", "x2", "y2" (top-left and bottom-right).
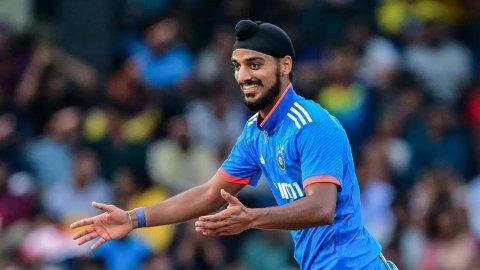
[
  {"x1": 92, "y1": 201, "x2": 115, "y2": 213},
  {"x1": 220, "y1": 189, "x2": 239, "y2": 205}
]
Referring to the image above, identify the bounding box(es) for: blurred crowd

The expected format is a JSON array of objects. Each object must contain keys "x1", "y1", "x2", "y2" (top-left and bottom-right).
[{"x1": 0, "y1": 0, "x2": 480, "y2": 269}]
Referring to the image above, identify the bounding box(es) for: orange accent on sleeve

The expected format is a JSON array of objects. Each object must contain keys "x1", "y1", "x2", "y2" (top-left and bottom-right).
[
  {"x1": 303, "y1": 175, "x2": 340, "y2": 189},
  {"x1": 218, "y1": 168, "x2": 250, "y2": 185}
]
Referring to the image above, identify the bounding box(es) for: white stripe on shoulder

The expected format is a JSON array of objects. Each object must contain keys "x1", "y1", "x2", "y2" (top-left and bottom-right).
[
  {"x1": 247, "y1": 113, "x2": 258, "y2": 125},
  {"x1": 293, "y1": 102, "x2": 313, "y2": 123},
  {"x1": 287, "y1": 113, "x2": 301, "y2": 129},
  {"x1": 290, "y1": 107, "x2": 307, "y2": 125}
]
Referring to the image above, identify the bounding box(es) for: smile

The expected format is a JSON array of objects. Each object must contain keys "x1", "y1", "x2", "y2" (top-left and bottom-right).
[
  {"x1": 241, "y1": 83, "x2": 261, "y2": 90},
  {"x1": 241, "y1": 83, "x2": 263, "y2": 97}
]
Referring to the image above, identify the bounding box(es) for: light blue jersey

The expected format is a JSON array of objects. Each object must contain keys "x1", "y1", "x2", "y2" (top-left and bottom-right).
[{"x1": 220, "y1": 84, "x2": 381, "y2": 269}]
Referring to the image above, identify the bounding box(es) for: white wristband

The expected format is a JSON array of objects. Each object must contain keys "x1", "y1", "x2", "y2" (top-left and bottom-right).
[{"x1": 126, "y1": 211, "x2": 133, "y2": 231}]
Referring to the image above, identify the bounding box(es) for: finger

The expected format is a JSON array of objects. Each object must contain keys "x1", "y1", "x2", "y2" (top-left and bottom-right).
[
  {"x1": 92, "y1": 201, "x2": 115, "y2": 212},
  {"x1": 72, "y1": 226, "x2": 95, "y2": 240},
  {"x1": 91, "y1": 237, "x2": 106, "y2": 250},
  {"x1": 195, "y1": 220, "x2": 228, "y2": 230},
  {"x1": 70, "y1": 217, "x2": 94, "y2": 229},
  {"x1": 198, "y1": 210, "x2": 228, "y2": 222},
  {"x1": 220, "y1": 189, "x2": 240, "y2": 205},
  {"x1": 76, "y1": 231, "x2": 99, "y2": 246}
]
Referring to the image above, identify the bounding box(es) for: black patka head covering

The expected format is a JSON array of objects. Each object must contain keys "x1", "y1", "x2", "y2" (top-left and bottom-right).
[{"x1": 233, "y1": 20, "x2": 295, "y2": 61}]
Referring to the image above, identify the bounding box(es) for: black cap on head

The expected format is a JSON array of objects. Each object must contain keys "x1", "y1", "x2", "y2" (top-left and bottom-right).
[{"x1": 233, "y1": 20, "x2": 295, "y2": 60}]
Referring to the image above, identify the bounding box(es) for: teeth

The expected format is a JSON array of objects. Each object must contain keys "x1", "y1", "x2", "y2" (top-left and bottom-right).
[{"x1": 243, "y1": 83, "x2": 259, "y2": 90}]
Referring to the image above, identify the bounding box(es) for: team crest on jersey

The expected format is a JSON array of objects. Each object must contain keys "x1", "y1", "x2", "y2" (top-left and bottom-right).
[{"x1": 276, "y1": 147, "x2": 286, "y2": 170}]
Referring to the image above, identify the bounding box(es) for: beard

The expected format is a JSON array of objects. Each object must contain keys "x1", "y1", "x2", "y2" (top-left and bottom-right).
[{"x1": 242, "y1": 68, "x2": 282, "y2": 112}]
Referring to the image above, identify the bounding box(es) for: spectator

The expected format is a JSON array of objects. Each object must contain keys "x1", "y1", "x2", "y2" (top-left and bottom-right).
[
  {"x1": 127, "y1": 17, "x2": 193, "y2": 94},
  {"x1": 0, "y1": 23, "x2": 30, "y2": 108},
  {"x1": 88, "y1": 104, "x2": 148, "y2": 180},
  {"x1": 24, "y1": 107, "x2": 81, "y2": 187},
  {"x1": 112, "y1": 166, "x2": 175, "y2": 254},
  {"x1": 315, "y1": 44, "x2": 374, "y2": 154},
  {"x1": 186, "y1": 86, "x2": 246, "y2": 160},
  {"x1": 419, "y1": 198, "x2": 478, "y2": 270},
  {"x1": 41, "y1": 148, "x2": 112, "y2": 229},
  {"x1": 92, "y1": 236, "x2": 152, "y2": 270},
  {"x1": 18, "y1": 214, "x2": 78, "y2": 267},
  {"x1": 0, "y1": 160, "x2": 33, "y2": 229},
  {"x1": 147, "y1": 114, "x2": 219, "y2": 193},
  {"x1": 14, "y1": 43, "x2": 98, "y2": 133},
  {"x1": 405, "y1": 105, "x2": 470, "y2": 177},
  {"x1": 194, "y1": 24, "x2": 239, "y2": 99},
  {"x1": 403, "y1": 19, "x2": 473, "y2": 107},
  {"x1": 345, "y1": 18, "x2": 401, "y2": 91},
  {"x1": 376, "y1": 0, "x2": 465, "y2": 38},
  {"x1": 357, "y1": 138, "x2": 396, "y2": 246}
]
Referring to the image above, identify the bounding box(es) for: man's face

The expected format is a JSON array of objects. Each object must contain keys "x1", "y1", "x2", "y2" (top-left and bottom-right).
[{"x1": 231, "y1": 49, "x2": 282, "y2": 111}]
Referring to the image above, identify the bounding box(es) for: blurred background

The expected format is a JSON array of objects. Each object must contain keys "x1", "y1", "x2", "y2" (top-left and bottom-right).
[{"x1": 0, "y1": 0, "x2": 479, "y2": 269}]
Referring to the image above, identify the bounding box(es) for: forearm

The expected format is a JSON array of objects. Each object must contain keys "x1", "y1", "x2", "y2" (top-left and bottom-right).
[
  {"x1": 131, "y1": 172, "x2": 248, "y2": 228},
  {"x1": 144, "y1": 185, "x2": 223, "y2": 227},
  {"x1": 250, "y1": 195, "x2": 334, "y2": 230}
]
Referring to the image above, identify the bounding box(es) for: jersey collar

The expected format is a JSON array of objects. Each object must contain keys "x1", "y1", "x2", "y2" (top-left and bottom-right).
[{"x1": 257, "y1": 83, "x2": 295, "y2": 133}]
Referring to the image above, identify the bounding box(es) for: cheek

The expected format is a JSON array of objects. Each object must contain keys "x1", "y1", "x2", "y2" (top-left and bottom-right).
[{"x1": 260, "y1": 73, "x2": 276, "y2": 87}]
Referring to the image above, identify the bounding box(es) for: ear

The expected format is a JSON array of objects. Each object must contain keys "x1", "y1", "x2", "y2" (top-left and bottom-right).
[{"x1": 280, "y1": 56, "x2": 293, "y2": 77}]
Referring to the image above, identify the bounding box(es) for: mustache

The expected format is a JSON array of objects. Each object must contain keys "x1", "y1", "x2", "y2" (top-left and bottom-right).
[{"x1": 239, "y1": 79, "x2": 263, "y2": 87}]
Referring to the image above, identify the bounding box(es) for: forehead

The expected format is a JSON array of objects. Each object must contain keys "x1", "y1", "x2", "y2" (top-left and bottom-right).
[{"x1": 231, "y1": 48, "x2": 275, "y2": 62}]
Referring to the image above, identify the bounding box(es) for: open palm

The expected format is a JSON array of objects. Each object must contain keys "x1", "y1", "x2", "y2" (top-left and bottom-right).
[
  {"x1": 195, "y1": 189, "x2": 252, "y2": 236},
  {"x1": 70, "y1": 201, "x2": 132, "y2": 250}
]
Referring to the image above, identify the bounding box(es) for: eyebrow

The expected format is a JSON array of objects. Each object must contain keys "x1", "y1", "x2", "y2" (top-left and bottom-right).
[{"x1": 231, "y1": 56, "x2": 265, "y2": 64}]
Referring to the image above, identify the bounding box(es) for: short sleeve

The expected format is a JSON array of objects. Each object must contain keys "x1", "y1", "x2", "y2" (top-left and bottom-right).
[
  {"x1": 296, "y1": 122, "x2": 344, "y2": 190},
  {"x1": 221, "y1": 128, "x2": 262, "y2": 186}
]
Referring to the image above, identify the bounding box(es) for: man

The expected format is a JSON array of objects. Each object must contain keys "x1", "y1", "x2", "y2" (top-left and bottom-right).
[{"x1": 71, "y1": 20, "x2": 396, "y2": 269}]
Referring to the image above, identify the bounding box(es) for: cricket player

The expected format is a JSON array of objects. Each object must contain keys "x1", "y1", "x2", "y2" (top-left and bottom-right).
[{"x1": 71, "y1": 20, "x2": 397, "y2": 269}]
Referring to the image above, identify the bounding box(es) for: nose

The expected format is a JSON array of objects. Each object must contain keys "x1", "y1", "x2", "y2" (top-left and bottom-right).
[{"x1": 236, "y1": 65, "x2": 252, "y2": 83}]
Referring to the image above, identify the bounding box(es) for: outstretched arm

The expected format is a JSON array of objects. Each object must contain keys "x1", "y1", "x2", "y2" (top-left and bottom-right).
[
  {"x1": 143, "y1": 173, "x2": 245, "y2": 226},
  {"x1": 70, "y1": 171, "x2": 245, "y2": 249},
  {"x1": 195, "y1": 182, "x2": 337, "y2": 236}
]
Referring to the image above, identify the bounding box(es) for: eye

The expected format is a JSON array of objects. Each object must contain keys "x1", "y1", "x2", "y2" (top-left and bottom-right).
[
  {"x1": 232, "y1": 63, "x2": 240, "y2": 71},
  {"x1": 250, "y1": 63, "x2": 262, "y2": 70}
]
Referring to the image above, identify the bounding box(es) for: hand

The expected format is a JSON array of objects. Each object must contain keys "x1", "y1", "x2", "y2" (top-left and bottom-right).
[
  {"x1": 195, "y1": 189, "x2": 253, "y2": 236},
  {"x1": 70, "y1": 202, "x2": 132, "y2": 250}
]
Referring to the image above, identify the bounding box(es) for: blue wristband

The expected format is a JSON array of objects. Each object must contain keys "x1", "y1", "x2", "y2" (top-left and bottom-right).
[{"x1": 134, "y1": 207, "x2": 146, "y2": 228}]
